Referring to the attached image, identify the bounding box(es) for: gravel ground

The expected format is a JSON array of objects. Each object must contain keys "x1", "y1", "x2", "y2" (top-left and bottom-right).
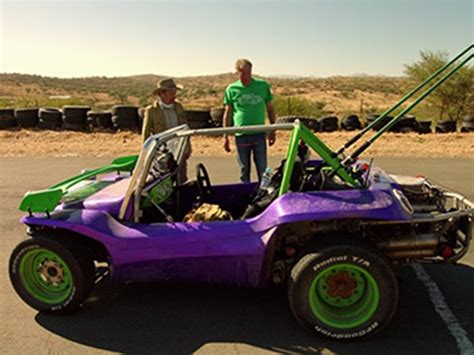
[{"x1": 1, "y1": 130, "x2": 473, "y2": 158}]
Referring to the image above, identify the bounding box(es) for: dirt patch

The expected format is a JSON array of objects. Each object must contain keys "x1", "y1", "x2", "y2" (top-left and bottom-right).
[{"x1": 0, "y1": 129, "x2": 473, "y2": 158}]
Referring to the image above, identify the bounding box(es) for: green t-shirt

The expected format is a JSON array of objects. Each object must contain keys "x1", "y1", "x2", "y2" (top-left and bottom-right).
[{"x1": 224, "y1": 78, "x2": 273, "y2": 135}]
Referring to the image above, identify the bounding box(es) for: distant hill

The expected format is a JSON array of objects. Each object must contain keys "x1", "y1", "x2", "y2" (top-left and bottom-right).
[{"x1": 0, "y1": 72, "x2": 412, "y2": 117}]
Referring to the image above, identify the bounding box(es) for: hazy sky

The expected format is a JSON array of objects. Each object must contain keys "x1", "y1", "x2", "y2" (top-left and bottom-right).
[{"x1": 1, "y1": 0, "x2": 472, "y2": 78}]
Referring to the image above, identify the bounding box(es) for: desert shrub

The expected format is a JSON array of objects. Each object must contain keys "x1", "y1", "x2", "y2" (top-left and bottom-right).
[{"x1": 404, "y1": 50, "x2": 473, "y2": 121}]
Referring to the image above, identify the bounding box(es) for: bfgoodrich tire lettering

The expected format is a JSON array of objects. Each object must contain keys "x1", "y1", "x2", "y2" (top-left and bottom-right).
[
  {"x1": 9, "y1": 237, "x2": 94, "y2": 313},
  {"x1": 288, "y1": 243, "x2": 398, "y2": 339}
]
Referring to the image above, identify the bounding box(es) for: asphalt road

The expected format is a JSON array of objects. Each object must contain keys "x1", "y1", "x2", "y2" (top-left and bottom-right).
[{"x1": 1, "y1": 157, "x2": 473, "y2": 354}]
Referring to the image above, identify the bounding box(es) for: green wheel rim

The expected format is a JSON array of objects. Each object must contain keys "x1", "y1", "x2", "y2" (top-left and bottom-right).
[
  {"x1": 19, "y1": 248, "x2": 74, "y2": 304},
  {"x1": 309, "y1": 263, "x2": 379, "y2": 329}
]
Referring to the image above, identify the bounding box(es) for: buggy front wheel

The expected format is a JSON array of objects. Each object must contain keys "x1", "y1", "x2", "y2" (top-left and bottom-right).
[{"x1": 9, "y1": 236, "x2": 94, "y2": 313}]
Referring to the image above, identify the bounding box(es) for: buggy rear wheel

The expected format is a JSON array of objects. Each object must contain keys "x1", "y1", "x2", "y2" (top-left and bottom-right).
[
  {"x1": 9, "y1": 236, "x2": 94, "y2": 313},
  {"x1": 288, "y1": 241, "x2": 398, "y2": 339}
]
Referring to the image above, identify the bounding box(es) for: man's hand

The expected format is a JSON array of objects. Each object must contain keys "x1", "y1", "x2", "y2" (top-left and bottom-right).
[
  {"x1": 224, "y1": 136, "x2": 231, "y2": 152},
  {"x1": 268, "y1": 131, "x2": 276, "y2": 146}
]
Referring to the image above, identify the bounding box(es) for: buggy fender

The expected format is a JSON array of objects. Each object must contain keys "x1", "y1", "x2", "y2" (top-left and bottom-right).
[
  {"x1": 252, "y1": 190, "x2": 411, "y2": 230},
  {"x1": 21, "y1": 209, "x2": 134, "y2": 268}
]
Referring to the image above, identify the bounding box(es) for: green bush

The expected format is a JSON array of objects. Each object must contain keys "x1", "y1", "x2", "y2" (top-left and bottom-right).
[{"x1": 404, "y1": 50, "x2": 473, "y2": 121}]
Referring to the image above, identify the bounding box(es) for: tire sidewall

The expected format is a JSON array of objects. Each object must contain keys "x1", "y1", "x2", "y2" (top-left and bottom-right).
[
  {"x1": 289, "y1": 246, "x2": 398, "y2": 339},
  {"x1": 9, "y1": 238, "x2": 87, "y2": 313}
]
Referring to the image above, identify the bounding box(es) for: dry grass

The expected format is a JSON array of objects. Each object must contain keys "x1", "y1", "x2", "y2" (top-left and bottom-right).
[{"x1": 1, "y1": 129, "x2": 473, "y2": 158}]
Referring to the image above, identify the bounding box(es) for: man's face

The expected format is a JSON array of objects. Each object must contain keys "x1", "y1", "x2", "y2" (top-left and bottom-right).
[
  {"x1": 159, "y1": 89, "x2": 177, "y2": 104},
  {"x1": 236, "y1": 64, "x2": 252, "y2": 83}
]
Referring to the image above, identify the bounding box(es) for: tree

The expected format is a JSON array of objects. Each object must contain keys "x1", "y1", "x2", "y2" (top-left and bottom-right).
[{"x1": 404, "y1": 50, "x2": 473, "y2": 121}]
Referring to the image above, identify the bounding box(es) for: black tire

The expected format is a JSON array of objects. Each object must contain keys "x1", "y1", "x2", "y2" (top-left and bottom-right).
[
  {"x1": 137, "y1": 107, "x2": 146, "y2": 132},
  {"x1": 318, "y1": 116, "x2": 339, "y2": 132},
  {"x1": 366, "y1": 114, "x2": 392, "y2": 130},
  {"x1": 15, "y1": 108, "x2": 39, "y2": 128},
  {"x1": 62, "y1": 106, "x2": 90, "y2": 119},
  {"x1": 435, "y1": 120, "x2": 456, "y2": 133},
  {"x1": 416, "y1": 120, "x2": 432, "y2": 134},
  {"x1": 185, "y1": 110, "x2": 211, "y2": 128},
  {"x1": 186, "y1": 120, "x2": 210, "y2": 129},
  {"x1": 63, "y1": 122, "x2": 87, "y2": 131},
  {"x1": 288, "y1": 239, "x2": 398, "y2": 339},
  {"x1": 112, "y1": 115, "x2": 135, "y2": 131},
  {"x1": 392, "y1": 115, "x2": 417, "y2": 133},
  {"x1": 62, "y1": 106, "x2": 90, "y2": 128},
  {"x1": 276, "y1": 116, "x2": 320, "y2": 131},
  {"x1": 9, "y1": 236, "x2": 95, "y2": 313},
  {"x1": 111, "y1": 106, "x2": 138, "y2": 131},
  {"x1": 39, "y1": 109, "x2": 62, "y2": 129},
  {"x1": 463, "y1": 115, "x2": 474, "y2": 123},
  {"x1": 460, "y1": 120, "x2": 474, "y2": 132},
  {"x1": 111, "y1": 105, "x2": 139, "y2": 117},
  {"x1": 210, "y1": 107, "x2": 225, "y2": 123},
  {"x1": 341, "y1": 115, "x2": 361, "y2": 131},
  {"x1": 0, "y1": 109, "x2": 17, "y2": 129},
  {"x1": 87, "y1": 111, "x2": 113, "y2": 129}
]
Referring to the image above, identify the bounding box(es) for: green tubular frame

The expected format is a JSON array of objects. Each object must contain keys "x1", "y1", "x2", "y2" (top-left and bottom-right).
[
  {"x1": 280, "y1": 44, "x2": 472, "y2": 195},
  {"x1": 342, "y1": 49, "x2": 473, "y2": 166},
  {"x1": 336, "y1": 44, "x2": 473, "y2": 156},
  {"x1": 279, "y1": 122, "x2": 361, "y2": 196},
  {"x1": 19, "y1": 155, "x2": 138, "y2": 213}
]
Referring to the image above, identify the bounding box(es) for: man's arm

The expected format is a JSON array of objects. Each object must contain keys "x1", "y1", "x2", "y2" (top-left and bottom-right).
[
  {"x1": 266, "y1": 101, "x2": 277, "y2": 146},
  {"x1": 223, "y1": 104, "x2": 233, "y2": 152}
]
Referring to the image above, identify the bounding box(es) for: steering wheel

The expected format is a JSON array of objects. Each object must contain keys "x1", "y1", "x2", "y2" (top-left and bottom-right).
[{"x1": 195, "y1": 163, "x2": 212, "y2": 202}]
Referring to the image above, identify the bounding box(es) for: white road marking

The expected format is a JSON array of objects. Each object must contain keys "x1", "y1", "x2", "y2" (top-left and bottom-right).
[{"x1": 413, "y1": 264, "x2": 474, "y2": 355}]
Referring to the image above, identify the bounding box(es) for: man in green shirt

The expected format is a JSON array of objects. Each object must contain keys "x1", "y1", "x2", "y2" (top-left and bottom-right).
[{"x1": 223, "y1": 59, "x2": 276, "y2": 182}]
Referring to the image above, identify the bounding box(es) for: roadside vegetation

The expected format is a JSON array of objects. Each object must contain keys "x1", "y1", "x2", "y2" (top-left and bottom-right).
[{"x1": 0, "y1": 51, "x2": 471, "y2": 122}]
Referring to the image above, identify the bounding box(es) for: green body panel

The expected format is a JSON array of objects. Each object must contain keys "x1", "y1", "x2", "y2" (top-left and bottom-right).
[
  {"x1": 62, "y1": 180, "x2": 114, "y2": 203},
  {"x1": 19, "y1": 155, "x2": 138, "y2": 213}
]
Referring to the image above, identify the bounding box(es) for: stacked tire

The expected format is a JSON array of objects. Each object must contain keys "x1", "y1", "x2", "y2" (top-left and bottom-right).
[
  {"x1": 185, "y1": 110, "x2": 211, "y2": 129},
  {"x1": 138, "y1": 107, "x2": 146, "y2": 132},
  {"x1": 318, "y1": 116, "x2": 339, "y2": 132},
  {"x1": 0, "y1": 109, "x2": 17, "y2": 129},
  {"x1": 210, "y1": 107, "x2": 225, "y2": 128},
  {"x1": 391, "y1": 115, "x2": 417, "y2": 133},
  {"x1": 87, "y1": 111, "x2": 113, "y2": 131},
  {"x1": 341, "y1": 115, "x2": 361, "y2": 131},
  {"x1": 39, "y1": 108, "x2": 62, "y2": 130},
  {"x1": 15, "y1": 108, "x2": 39, "y2": 128},
  {"x1": 62, "y1": 106, "x2": 90, "y2": 131},
  {"x1": 435, "y1": 120, "x2": 456, "y2": 133},
  {"x1": 276, "y1": 116, "x2": 319, "y2": 131},
  {"x1": 416, "y1": 120, "x2": 432, "y2": 134},
  {"x1": 366, "y1": 114, "x2": 392, "y2": 130},
  {"x1": 111, "y1": 105, "x2": 139, "y2": 131},
  {"x1": 460, "y1": 115, "x2": 474, "y2": 132}
]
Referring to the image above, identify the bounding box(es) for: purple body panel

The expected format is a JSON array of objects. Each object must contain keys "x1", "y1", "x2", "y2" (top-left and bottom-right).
[
  {"x1": 21, "y1": 165, "x2": 409, "y2": 287},
  {"x1": 82, "y1": 177, "x2": 130, "y2": 215},
  {"x1": 21, "y1": 166, "x2": 409, "y2": 288}
]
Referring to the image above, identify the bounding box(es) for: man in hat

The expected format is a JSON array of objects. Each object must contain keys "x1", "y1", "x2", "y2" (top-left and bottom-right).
[
  {"x1": 142, "y1": 78, "x2": 190, "y2": 181},
  {"x1": 223, "y1": 59, "x2": 276, "y2": 183}
]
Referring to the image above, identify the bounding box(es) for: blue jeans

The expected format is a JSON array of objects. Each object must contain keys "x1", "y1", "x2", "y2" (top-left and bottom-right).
[{"x1": 235, "y1": 133, "x2": 267, "y2": 183}]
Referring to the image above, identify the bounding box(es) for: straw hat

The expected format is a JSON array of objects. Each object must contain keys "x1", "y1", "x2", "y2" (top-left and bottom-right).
[{"x1": 152, "y1": 78, "x2": 183, "y2": 95}]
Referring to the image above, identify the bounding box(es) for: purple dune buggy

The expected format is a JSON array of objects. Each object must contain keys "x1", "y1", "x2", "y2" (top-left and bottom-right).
[
  {"x1": 9, "y1": 121, "x2": 473, "y2": 339},
  {"x1": 11, "y1": 46, "x2": 473, "y2": 339}
]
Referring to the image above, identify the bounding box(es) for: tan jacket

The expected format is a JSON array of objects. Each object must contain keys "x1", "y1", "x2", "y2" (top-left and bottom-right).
[{"x1": 141, "y1": 100, "x2": 187, "y2": 141}]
